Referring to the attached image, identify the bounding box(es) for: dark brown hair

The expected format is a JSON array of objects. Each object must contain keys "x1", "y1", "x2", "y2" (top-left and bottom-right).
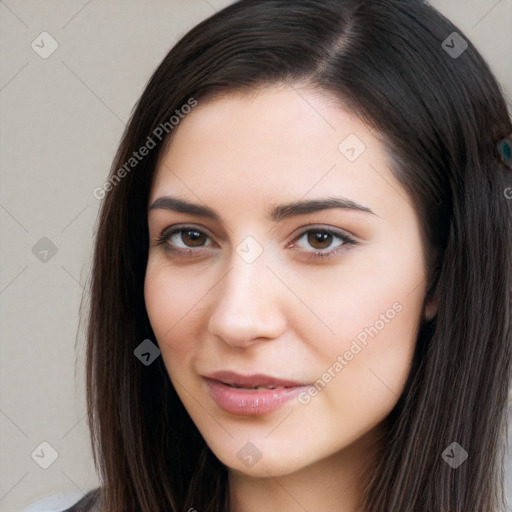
[{"x1": 69, "y1": 0, "x2": 512, "y2": 510}]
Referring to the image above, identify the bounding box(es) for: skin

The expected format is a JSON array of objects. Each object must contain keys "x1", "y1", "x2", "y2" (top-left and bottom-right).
[{"x1": 144, "y1": 84, "x2": 436, "y2": 512}]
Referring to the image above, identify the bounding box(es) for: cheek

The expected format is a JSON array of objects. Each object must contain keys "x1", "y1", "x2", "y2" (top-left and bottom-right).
[
  {"x1": 144, "y1": 260, "x2": 204, "y2": 373},
  {"x1": 290, "y1": 221, "x2": 424, "y2": 375},
  {"x1": 301, "y1": 247, "x2": 425, "y2": 427},
  {"x1": 282, "y1": 238, "x2": 425, "y2": 362},
  {"x1": 320, "y1": 303, "x2": 418, "y2": 443}
]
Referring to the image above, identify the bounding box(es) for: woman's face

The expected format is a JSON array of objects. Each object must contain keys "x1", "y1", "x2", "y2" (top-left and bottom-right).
[{"x1": 145, "y1": 85, "x2": 432, "y2": 478}]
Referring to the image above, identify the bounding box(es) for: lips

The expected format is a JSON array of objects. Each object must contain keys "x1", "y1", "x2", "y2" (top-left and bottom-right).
[
  {"x1": 204, "y1": 370, "x2": 306, "y2": 389},
  {"x1": 202, "y1": 370, "x2": 312, "y2": 415}
]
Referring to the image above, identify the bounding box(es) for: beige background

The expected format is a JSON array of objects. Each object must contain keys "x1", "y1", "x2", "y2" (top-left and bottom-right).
[{"x1": 1, "y1": 1, "x2": 511, "y2": 510}]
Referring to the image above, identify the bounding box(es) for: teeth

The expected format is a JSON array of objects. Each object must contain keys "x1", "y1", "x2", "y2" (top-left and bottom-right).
[{"x1": 226, "y1": 383, "x2": 283, "y2": 390}]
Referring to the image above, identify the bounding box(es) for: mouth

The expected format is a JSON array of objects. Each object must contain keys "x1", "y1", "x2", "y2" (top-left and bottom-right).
[
  {"x1": 204, "y1": 370, "x2": 307, "y2": 388},
  {"x1": 222, "y1": 383, "x2": 293, "y2": 390},
  {"x1": 202, "y1": 370, "x2": 313, "y2": 415}
]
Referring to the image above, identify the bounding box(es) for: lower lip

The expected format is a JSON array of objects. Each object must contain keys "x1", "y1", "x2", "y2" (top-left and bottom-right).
[{"x1": 204, "y1": 378, "x2": 310, "y2": 416}]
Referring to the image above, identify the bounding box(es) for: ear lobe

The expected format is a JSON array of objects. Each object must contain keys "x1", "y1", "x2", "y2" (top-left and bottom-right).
[{"x1": 424, "y1": 295, "x2": 438, "y2": 321}]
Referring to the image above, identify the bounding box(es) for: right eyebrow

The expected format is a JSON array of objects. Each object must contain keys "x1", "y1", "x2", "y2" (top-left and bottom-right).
[{"x1": 148, "y1": 196, "x2": 221, "y2": 221}]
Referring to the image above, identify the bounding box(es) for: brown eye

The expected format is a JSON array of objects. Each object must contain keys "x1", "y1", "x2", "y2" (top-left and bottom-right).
[
  {"x1": 157, "y1": 226, "x2": 214, "y2": 254},
  {"x1": 181, "y1": 229, "x2": 207, "y2": 247},
  {"x1": 292, "y1": 227, "x2": 357, "y2": 260},
  {"x1": 307, "y1": 231, "x2": 333, "y2": 250}
]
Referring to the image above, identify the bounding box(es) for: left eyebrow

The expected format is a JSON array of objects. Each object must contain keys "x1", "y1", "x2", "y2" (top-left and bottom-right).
[
  {"x1": 148, "y1": 195, "x2": 377, "y2": 221},
  {"x1": 269, "y1": 197, "x2": 376, "y2": 221}
]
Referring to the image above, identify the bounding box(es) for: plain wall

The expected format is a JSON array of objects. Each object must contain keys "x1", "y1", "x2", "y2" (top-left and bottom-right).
[{"x1": 1, "y1": 1, "x2": 511, "y2": 510}]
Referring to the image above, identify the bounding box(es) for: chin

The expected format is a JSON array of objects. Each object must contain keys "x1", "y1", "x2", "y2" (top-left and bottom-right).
[{"x1": 206, "y1": 434, "x2": 319, "y2": 478}]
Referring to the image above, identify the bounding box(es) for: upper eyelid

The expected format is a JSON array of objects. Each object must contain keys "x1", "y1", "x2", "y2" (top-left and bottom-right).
[{"x1": 161, "y1": 224, "x2": 216, "y2": 243}]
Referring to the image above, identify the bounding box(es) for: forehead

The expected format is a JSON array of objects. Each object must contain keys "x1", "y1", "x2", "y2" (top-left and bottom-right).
[{"x1": 149, "y1": 86, "x2": 400, "y2": 219}]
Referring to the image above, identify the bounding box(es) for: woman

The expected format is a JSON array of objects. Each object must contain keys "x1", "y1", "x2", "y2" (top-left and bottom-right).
[{"x1": 26, "y1": 0, "x2": 512, "y2": 510}]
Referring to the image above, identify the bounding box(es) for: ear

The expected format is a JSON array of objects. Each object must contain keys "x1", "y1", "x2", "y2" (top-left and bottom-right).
[{"x1": 423, "y1": 295, "x2": 438, "y2": 321}]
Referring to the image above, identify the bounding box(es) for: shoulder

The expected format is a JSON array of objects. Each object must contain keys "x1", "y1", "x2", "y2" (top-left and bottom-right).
[{"x1": 20, "y1": 489, "x2": 101, "y2": 512}]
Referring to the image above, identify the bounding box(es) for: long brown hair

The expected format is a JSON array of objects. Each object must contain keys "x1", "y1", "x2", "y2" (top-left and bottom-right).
[{"x1": 70, "y1": 1, "x2": 512, "y2": 510}]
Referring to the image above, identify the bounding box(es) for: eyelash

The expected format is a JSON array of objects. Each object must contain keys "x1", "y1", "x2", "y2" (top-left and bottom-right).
[{"x1": 154, "y1": 225, "x2": 357, "y2": 260}]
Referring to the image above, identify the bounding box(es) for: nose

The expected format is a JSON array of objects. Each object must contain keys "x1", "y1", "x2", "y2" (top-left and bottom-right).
[{"x1": 207, "y1": 249, "x2": 287, "y2": 348}]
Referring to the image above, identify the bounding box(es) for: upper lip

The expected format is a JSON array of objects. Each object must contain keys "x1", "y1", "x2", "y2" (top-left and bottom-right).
[{"x1": 203, "y1": 370, "x2": 307, "y2": 388}]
